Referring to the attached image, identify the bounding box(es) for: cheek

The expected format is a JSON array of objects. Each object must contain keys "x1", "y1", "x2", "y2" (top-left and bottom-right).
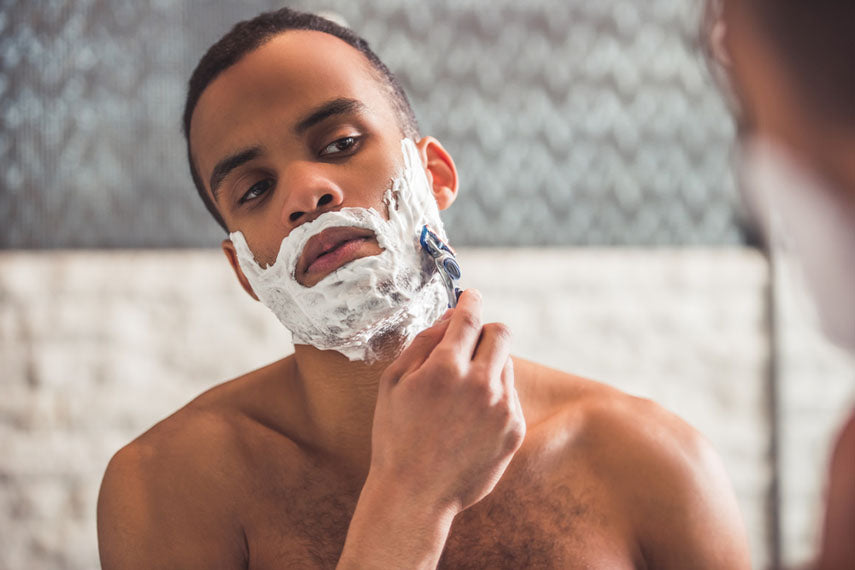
[
  {"x1": 350, "y1": 146, "x2": 403, "y2": 207},
  {"x1": 242, "y1": 224, "x2": 291, "y2": 268}
]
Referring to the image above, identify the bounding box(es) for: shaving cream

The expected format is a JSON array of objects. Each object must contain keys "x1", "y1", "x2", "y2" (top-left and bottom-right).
[
  {"x1": 229, "y1": 138, "x2": 449, "y2": 362},
  {"x1": 741, "y1": 137, "x2": 855, "y2": 352}
]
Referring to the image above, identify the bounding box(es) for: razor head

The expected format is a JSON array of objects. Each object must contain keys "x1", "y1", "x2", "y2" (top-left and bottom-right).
[
  {"x1": 419, "y1": 225, "x2": 463, "y2": 308},
  {"x1": 420, "y1": 225, "x2": 453, "y2": 258}
]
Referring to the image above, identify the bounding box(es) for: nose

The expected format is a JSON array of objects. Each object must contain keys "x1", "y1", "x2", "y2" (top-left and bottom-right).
[{"x1": 281, "y1": 164, "x2": 345, "y2": 228}]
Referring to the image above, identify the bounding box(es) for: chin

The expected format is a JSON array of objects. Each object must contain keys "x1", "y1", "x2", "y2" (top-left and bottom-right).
[{"x1": 365, "y1": 328, "x2": 409, "y2": 363}]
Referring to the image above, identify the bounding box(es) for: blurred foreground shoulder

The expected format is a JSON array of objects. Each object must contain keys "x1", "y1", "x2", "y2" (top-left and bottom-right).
[
  {"x1": 97, "y1": 405, "x2": 249, "y2": 570},
  {"x1": 817, "y1": 408, "x2": 855, "y2": 570}
]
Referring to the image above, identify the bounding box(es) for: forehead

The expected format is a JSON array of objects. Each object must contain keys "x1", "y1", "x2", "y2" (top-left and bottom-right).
[{"x1": 189, "y1": 30, "x2": 397, "y2": 173}]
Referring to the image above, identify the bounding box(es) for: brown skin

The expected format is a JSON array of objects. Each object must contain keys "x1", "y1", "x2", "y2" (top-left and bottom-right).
[
  {"x1": 720, "y1": 3, "x2": 855, "y2": 569},
  {"x1": 97, "y1": 31, "x2": 750, "y2": 569}
]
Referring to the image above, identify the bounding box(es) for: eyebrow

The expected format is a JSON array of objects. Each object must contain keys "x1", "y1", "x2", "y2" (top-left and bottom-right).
[
  {"x1": 295, "y1": 97, "x2": 367, "y2": 134},
  {"x1": 209, "y1": 146, "x2": 263, "y2": 202}
]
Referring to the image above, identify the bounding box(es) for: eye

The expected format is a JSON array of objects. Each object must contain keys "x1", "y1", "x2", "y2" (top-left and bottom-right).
[
  {"x1": 319, "y1": 136, "x2": 359, "y2": 157},
  {"x1": 238, "y1": 179, "x2": 273, "y2": 205}
]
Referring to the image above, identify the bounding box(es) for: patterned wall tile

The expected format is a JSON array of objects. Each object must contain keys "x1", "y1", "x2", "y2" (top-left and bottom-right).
[{"x1": 0, "y1": 0, "x2": 742, "y2": 247}]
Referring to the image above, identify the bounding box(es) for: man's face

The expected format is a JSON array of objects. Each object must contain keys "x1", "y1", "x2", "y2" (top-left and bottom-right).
[
  {"x1": 189, "y1": 31, "x2": 409, "y2": 284},
  {"x1": 720, "y1": 0, "x2": 855, "y2": 352},
  {"x1": 719, "y1": 2, "x2": 799, "y2": 148},
  {"x1": 721, "y1": 0, "x2": 855, "y2": 210}
]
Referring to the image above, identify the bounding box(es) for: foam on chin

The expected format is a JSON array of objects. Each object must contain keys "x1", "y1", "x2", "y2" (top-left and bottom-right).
[{"x1": 229, "y1": 138, "x2": 449, "y2": 362}]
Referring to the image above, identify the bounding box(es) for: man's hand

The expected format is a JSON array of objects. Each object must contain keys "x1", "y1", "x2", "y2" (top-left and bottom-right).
[
  {"x1": 372, "y1": 288, "x2": 525, "y2": 512},
  {"x1": 337, "y1": 289, "x2": 526, "y2": 569}
]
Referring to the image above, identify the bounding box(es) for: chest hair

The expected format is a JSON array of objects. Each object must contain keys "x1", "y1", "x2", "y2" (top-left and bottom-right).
[{"x1": 438, "y1": 480, "x2": 596, "y2": 569}]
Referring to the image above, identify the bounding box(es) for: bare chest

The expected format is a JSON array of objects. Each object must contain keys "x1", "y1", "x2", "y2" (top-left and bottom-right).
[{"x1": 242, "y1": 466, "x2": 637, "y2": 570}]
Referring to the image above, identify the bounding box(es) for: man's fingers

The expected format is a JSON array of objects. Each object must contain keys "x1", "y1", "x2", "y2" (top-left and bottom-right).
[
  {"x1": 383, "y1": 315, "x2": 453, "y2": 385},
  {"x1": 436, "y1": 289, "x2": 483, "y2": 361},
  {"x1": 472, "y1": 322, "x2": 513, "y2": 378}
]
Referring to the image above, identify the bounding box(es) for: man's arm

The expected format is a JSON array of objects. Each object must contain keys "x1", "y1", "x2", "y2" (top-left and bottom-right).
[
  {"x1": 599, "y1": 396, "x2": 752, "y2": 570},
  {"x1": 97, "y1": 422, "x2": 247, "y2": 569},
  {"x1": 337, "y1": 289, "x2": 526, "y2": 569}
]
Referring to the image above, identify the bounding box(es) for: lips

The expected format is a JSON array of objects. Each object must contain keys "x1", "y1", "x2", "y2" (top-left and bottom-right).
[{"x1": 297, "y1": 226, "x2": 377, "y2": 285}]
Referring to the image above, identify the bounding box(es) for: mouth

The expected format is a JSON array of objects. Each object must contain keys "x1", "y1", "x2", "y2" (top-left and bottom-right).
[{"x1": 297, "y1": 226, "x2": 381, "y2": 287}]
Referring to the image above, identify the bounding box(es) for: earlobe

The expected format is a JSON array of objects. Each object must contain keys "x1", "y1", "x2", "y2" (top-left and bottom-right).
[
  {"x1": 416, "y1": 136, "x2": 458, "y2": 210},
  {"x1": 221, "y1": 239, "x2": 260, "y2": 301}
]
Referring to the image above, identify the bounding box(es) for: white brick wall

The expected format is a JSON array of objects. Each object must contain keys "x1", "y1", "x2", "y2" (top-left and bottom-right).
[{"x1": 0, "y1": 248, "x2": 849, "y2": 569}]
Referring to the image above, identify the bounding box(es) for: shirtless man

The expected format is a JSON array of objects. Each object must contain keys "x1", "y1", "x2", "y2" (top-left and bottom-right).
[{"x1": 97, "y1": 8, "x2": 750, "y2": 569}]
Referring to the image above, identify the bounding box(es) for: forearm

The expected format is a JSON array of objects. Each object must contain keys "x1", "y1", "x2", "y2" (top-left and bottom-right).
[{"x1": 337, "y1": 473, "x2": 457, "y2": 570}]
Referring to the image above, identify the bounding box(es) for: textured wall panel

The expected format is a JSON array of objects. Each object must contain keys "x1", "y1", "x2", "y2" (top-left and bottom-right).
[{"x1": 0, "y1": 0, "x2": 743, "y2": 248}]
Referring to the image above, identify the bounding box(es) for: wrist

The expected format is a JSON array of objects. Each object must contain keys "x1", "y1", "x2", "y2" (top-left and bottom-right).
[
  {"x1": 362, "y1": 468, "x2": 459, "y2": 524},
  {"x1": 337, "y1": 471, "x2": 457, "y2": 569}
]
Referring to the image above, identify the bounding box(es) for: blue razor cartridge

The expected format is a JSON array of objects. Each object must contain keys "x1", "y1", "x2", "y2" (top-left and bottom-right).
[{"x1": 419, "y1": 225, "x2": 463, "y2": 308}]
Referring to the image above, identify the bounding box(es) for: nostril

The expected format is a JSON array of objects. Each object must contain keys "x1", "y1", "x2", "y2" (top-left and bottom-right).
[
  {"x1": 289, "y1": 211, "x2": 303, "y2": 223},
  {"x1": 317, "y1": 193, "x2": 333, "y2": 207}
]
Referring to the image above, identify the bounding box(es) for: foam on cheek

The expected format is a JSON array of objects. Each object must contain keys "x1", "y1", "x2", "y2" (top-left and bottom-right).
[{"x1": 229, "y1": 138, "x2": 448, "y2": 362}]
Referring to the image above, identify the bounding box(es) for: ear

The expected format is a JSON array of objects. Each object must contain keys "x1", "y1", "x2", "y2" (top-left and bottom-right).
[
  {"x1": 415, "y1": 136, "x2": 458, "y2": 210},
  {"x1": 221, "y1": 239, "x2": 260, "y2": 301}
]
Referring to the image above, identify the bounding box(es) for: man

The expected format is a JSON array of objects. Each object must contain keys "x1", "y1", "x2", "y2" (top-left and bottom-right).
[
  {"x1": 97, "y1": 8, "x2": 750, "y2": 568},
  {"x1": 711, "y1": 2, "x2": 855, "y2": 568}
]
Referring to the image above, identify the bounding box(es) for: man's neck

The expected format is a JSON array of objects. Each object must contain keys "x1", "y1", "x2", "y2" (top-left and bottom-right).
[{"x1": 289, "y1": 343, "x2": 396, "y2": 477}]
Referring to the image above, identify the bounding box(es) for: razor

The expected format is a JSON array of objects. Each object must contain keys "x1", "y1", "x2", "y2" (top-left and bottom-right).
[{"x1": 419, "y1": 225, "x2": 463, "y2": 308}]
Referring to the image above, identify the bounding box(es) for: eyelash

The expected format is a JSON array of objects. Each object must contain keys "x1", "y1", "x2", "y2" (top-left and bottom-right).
[
  {"x1": 319, "y1": 135, "x2": 361, "y2": 157},
  {"x1": 238, "y1": 179, "x2": 273, "y2": 205}
]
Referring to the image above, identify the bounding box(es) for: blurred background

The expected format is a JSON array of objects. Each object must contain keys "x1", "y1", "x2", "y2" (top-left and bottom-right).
[{"x1": 0, "y1": 1, "x2": 852, "y2": 568}]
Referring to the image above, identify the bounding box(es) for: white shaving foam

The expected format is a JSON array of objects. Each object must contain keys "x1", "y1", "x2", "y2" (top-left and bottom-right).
[{"x1": 230, "y1": 138, "x2": 449, "y2": 362}]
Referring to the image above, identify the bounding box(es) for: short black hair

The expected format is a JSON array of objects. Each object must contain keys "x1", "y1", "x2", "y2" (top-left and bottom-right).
[
  {"x1": 182, "y1": 7, "x2": 420, "y2": 232},
  {"x1": 747, "y1": 0, "x2": 855, "y2": 129}
]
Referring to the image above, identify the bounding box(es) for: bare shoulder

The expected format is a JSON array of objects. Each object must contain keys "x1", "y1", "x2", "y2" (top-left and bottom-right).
[
  {"x1": 513, "y1": 357, "x2": 728, "y2": 481},
  {"x1": 511, "y1": 357, "x2": 674, "y2": 431},
  {"x1": 97, "y1": 394, "x2": 251, "y2": 568},
  {"x1": 513, "y1": 358, "x2": 752, "y2": 569},
  {"x1": 102, "y1": 360, "x2": 279, "y2": 498},
  {"x1": 97, "y1": 359, "x2": 296, "y2": 569},
  {"x1": 584, "y1": 388, "x2": 751, "y2": 569}
]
